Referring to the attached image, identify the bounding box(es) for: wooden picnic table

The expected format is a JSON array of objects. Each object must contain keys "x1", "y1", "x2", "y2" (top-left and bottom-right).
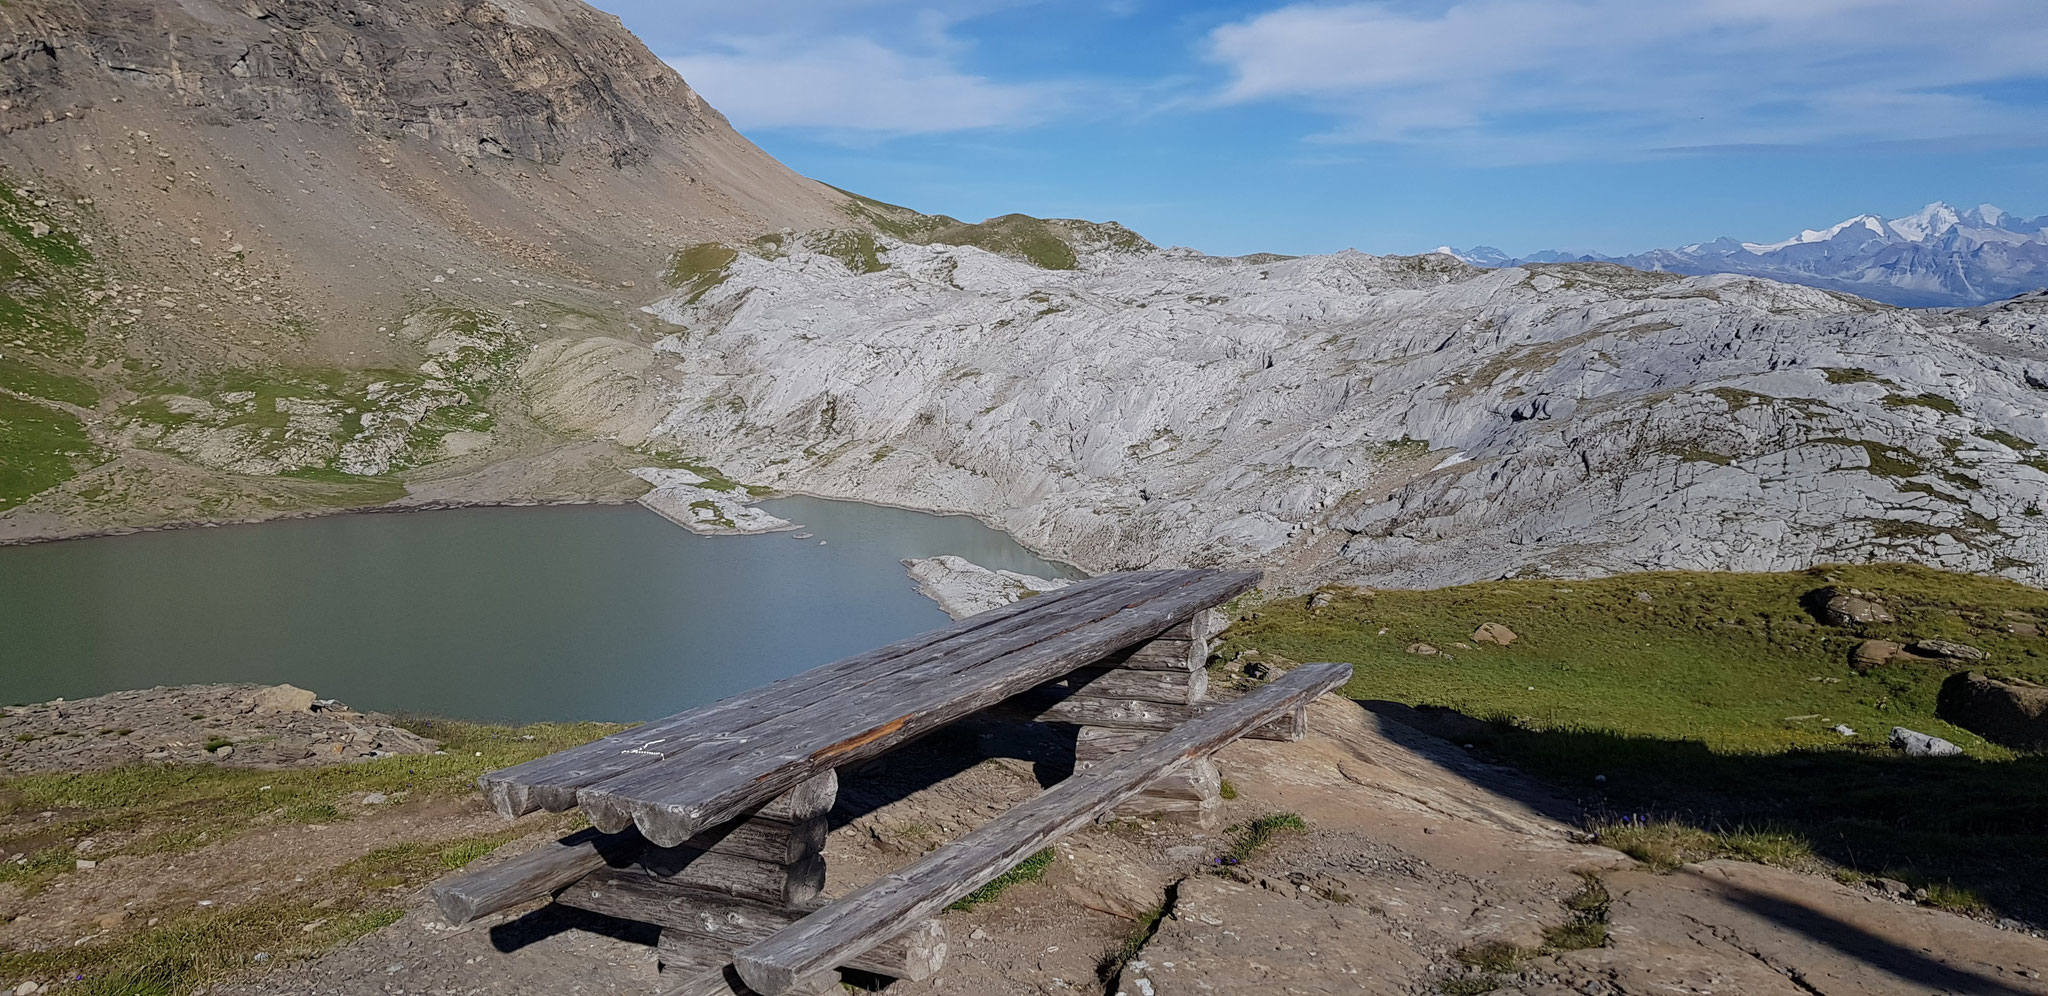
[{"x1": 433, "y1": 568, "x2": 1351, "y2": 996}]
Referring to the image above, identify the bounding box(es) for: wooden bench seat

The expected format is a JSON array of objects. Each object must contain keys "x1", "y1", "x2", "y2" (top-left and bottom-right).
[
  {"x1": 729, "y1": 661, "x2": 1353, "y2": 996},
  {"x1": 481, "y1": 569, "x2": 1261, "y2": 847}
]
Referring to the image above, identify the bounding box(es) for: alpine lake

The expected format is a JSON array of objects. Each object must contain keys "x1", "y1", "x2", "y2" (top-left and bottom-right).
[{"x1": 0, "y1": 498, "x2": 1079, "y2": 723}]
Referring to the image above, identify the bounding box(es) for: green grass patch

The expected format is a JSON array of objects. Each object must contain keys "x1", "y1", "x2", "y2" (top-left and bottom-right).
[
  {"x1": 1822, "y1": 367, "x2": 1889, "y2": 386},
  {"x1": 0, "y1": 719, "x2": 619, "y2": 895},
  {"x1": 0, "y1": 392, "x2": 95, "y2": 509},
  {"x1": 0, "y1": 896, "x2": 402, "y2": 996},
  {"x1": 1541, "y1": 874, "x2": 1611, "y2": 952},
  {"x1": 664, "y1": 243, "x2": 738, "y2": 302},
  {"x1": 1220, "y1": 563, "x2": 2048, "y2": 922},
  {"x1": 949, "y1": 847, "x2": 1056, "y2": 911},
  {"x1": 1218, "y1": 779, "x2": 1239, "y2": 800},
  {"x1": 1884, "y1": 393, "x2": 1963, "y2": 416},
  {"x1": 815, "y1": 231, "x2": 888, "y2": 275},
  {"x1": 1219, "y1": 812, "x2": 1307, "y2": 865},
  {"x1": 0, "y1": 354, "x2": 97, "y2": 406},
  {"x1": 341, "y1": 830, "x2": 523, "y2": 890},
  {"x1": 928, "y1": 214, "x2": 1080, "y2": 270}
]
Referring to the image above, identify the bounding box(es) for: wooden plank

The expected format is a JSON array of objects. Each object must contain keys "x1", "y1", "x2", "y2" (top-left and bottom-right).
[
  {"x1": 591, "y1": 769, "x2": 836, "y2": 848},
  {"x1": 582, "y1": 570, "x2": 1263, "y2": 847},
  {"x1": 558, "y1": 871, "x2": 946, "y2": 980},
  {"x1": 638, "y1": 847, "x2": 827, "y2": 907},
  {"x1": 1073, "y1": 726, "x2": 1156, "y2": 762},
  {"x1": 1126, "y1": 758, "x2": 1221, "y2": 802},
  {"x1": 430, "y1": 827, "x2": 645, "y2": 926},
  {"x1": 483, "y1": 571, "x2": 1173, "y2": 817},
  {"x1": 674, "y1": 815, "x2": 826, "y2": 865},
  {"x1": 1063, "y1": 666, "x2": 1208, "y2": 704},
  {"x1": 1101, "y1": 636, "x2": 1204, "y2": 671},
  {"x1": 1027, "y1": 693, "x2": 1304, "y2": 741},
  {"x1": 731, "y1": 661, "x2": 1352, "y2": 995}
]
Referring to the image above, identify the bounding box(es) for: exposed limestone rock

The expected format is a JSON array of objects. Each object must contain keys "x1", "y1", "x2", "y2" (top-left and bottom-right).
[
  {"x1": 629, "y1": 467, "x2": 794, "y2": 536},
  {"x1": 1889, "y1": 726, "x2": 1963, "y2": 757},
  {"x1": 630, "y1": 239, "x2": 2048, "y2": 589},
  {"x1": 1910, "y1": 638, "x2": 1990, "y2": 662},
  {"x1": 1938, "y1": 671, "x2": 2048, "y2": 749},
  {"x1": 1816, "y1": 588, "x2": 1897, "y2": 627},
  {"x1": 901, "y1": 555, "x2": 1069, "y2": 620}
]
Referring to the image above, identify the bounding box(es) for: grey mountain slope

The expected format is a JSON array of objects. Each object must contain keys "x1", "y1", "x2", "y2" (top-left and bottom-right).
[{"x1": 545, "y1": 237, "x2": 2048, "y2": 589}]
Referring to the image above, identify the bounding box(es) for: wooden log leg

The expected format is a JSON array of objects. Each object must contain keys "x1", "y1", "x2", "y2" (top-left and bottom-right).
[
  {"x1": 629, "y1": 774, "x2": 837, "y2": 980},
  {"x1": 1080, "y1": 739, "x2": 1222, "y2": 826},
  {"x1": 1065, "y1": 609, "x2": 1231, "y2": 827}
]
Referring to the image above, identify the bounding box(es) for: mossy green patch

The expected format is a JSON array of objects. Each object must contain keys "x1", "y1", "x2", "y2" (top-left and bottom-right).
[
  {"x1": 0, "y1": 354, "x2": 98, "y2": 407},
  {"x1": 1822, "y1": 367, "x2": 1894, "y2": 387},
  {"x1": 928, "y1": 214, "x2": 1079, "y2": 270},
  {"x1": 0, "y1": 392, "x2": 96, "y2": 509},
  {"x1": 1884, "y1": 392, "x2": 1963, "y2": 416},
  {"x1": 814, "y1": 231, "x2": 888, "y2": 275},
  {"x1": 664, "y1": 243, "x2": 738, "y2": 302},
  {"x1": 948, "y1": 847, "x2": 1056, "y2": 911},
  {"x1": 1220, "y1": 812, "x2": 1307, "y2": 864}
]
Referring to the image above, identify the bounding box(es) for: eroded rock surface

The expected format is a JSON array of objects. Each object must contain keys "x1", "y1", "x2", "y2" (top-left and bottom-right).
[{"x1": 623, "y1": 239, "x2": 2048, "y2": 589}]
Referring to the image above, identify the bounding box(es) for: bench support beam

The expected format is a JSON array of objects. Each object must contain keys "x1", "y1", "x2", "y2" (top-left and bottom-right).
[{"x1": 733, "y1": 661, "x2": 1353, "y2": 996}]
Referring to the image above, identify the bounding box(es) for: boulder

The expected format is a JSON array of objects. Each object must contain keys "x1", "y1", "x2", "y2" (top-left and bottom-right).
[
  {"x1": 1405, "y1": 643, "x2": 1441, "y2": 657},
  {"x1": 1810, "y1": 587, "x2": 1894, "y2": 627},
  {"x1": 1909, "y1": 639, "x2": 1989, "y2": 662},
  {"x1": 1888, "y1": 727, "x2": 1962, "y2": 757},
  {"x1": 1850, "y1": 639, "x2": 1904, "y2": 672},
  {"x1": 1472, "y1": 622, "x2": 1518, "y2": 646},
  {"x1": 249, "y1": 684, "x2": 317, "y2": 713},
  {"x1": 1306, "y1": 591, "x2": 1335, "y2": 613},
  {"x1": 1937, "y1": 671, "x2": 2048, "y2": 749}
]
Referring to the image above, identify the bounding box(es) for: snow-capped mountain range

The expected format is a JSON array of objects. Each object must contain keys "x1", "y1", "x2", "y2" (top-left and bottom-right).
[{"x1": 1438, "y1": 203, "x2": 2048, "y2": 307}]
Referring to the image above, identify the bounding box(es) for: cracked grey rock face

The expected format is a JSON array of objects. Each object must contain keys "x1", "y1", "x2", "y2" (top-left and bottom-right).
[{"x1": 625, "y1": 238, "x2": 2048, "y2": 589}]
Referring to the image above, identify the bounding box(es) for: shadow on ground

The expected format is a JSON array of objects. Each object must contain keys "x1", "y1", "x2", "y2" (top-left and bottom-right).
[{"x1": 1359, "y1": 698, "x2": 2048, "y2": 929}]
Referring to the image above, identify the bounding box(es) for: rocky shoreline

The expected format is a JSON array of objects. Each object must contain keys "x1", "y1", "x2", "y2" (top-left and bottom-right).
[{"x1": 0, "y1": 684, "x2": 439, "y2": 774}]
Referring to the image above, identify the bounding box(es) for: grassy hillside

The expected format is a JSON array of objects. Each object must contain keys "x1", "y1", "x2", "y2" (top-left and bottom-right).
[{"x1": 1219, "y1": 563, "x2": 2048, "y2": 923}]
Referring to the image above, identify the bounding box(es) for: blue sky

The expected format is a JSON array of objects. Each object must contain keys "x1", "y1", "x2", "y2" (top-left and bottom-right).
[{"x1": 592, "y1": 0, "x2": 2048, "y2": 257}]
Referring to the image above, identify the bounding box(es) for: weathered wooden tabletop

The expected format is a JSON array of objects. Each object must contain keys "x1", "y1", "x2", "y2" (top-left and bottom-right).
[{"x1": 479, "y1": 568, "x2": 1261, "y2": 848}]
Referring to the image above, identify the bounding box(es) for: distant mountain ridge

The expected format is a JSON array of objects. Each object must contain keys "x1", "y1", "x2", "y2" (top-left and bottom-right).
[{"x1": 1438, "y1": 202, "x2": 2048, "y2": 307}]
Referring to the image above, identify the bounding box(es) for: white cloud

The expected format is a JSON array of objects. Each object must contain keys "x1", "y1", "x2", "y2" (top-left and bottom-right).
[
  {"x1": 668, "y1": 36, "x2": 1048, "y2": 135},
  {"x1": 1205, "y1": 0, "x2": 2048, "y2": 159}
]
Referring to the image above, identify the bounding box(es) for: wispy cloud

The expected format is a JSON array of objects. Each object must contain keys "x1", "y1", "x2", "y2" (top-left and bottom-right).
[
  {"x1": 646, "y1": 1, "x2": 1057, "y2": 138},
  {"x1": 668, "y1": 36, "x2": 1051, "y2": 136},
  {"x1": 1204, "y1": 0, "x2": 2048, "y2": 161}
]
